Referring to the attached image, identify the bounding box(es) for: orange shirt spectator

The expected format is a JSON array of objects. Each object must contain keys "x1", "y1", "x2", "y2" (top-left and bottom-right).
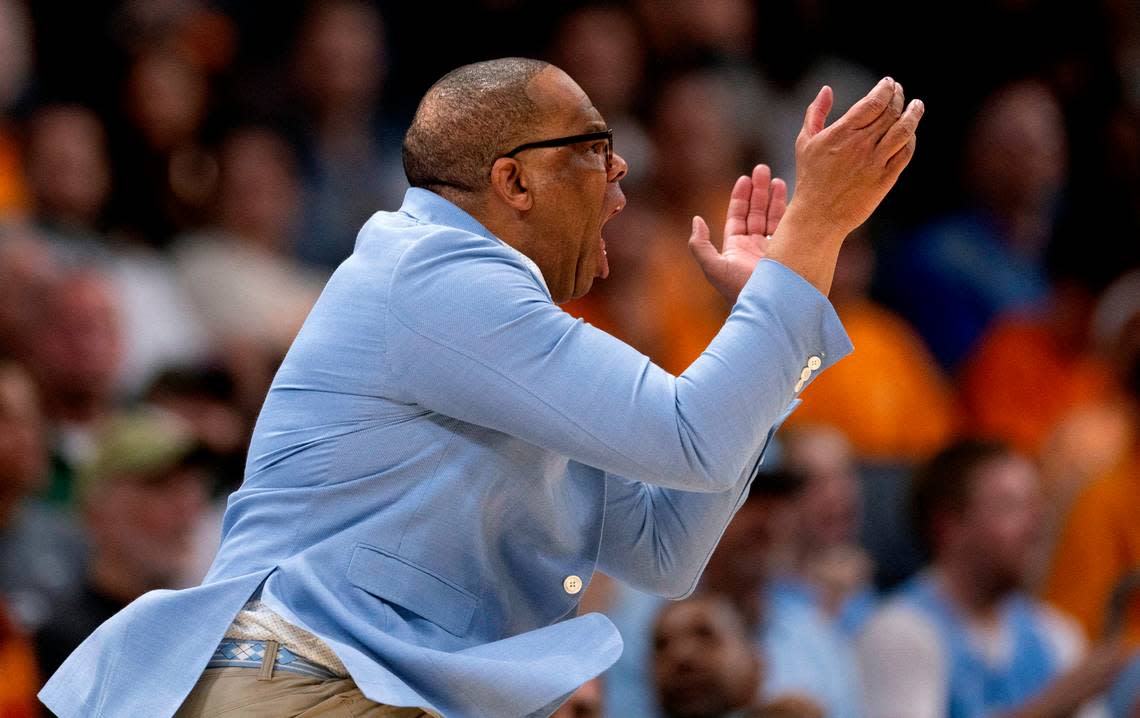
[
  {"x1": 0, "y1": 604, "x2": 40, "y2": 718},
  {"x1": 1043, "y1": 453, "x2": 1140, "y2": 646},
  {"x1": 961, "y1": 318, "x2": 1114, "y2": 456},
  {"x1": 785, "y1": 298, "x2": 958, "y2": 461},
  {"x1": 0, "y1": 128, "x2": 28, "y2": 217}
]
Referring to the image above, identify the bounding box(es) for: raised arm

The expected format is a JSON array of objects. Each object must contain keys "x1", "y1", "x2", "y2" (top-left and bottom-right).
[
  {"x1": 584, "y1": 79, "x2": 926, "y2": 596},
  {"x1": 385, "y1": 77, "x2": 921, "y2": 498},
  {"x1": 385, "y1": 238, "x2": 848, "y2": 494}
]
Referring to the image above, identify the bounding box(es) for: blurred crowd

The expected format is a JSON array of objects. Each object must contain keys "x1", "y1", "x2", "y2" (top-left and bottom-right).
[{"x1": 0, "y1": 0, "x2": 1138, "y2": 716}]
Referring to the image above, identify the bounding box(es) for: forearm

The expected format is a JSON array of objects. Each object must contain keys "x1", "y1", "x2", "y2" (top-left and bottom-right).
[
  {"x1": 389, "y1": 236, "x2": 853, "y2": 493},
  {"x1": 596, "y1": 402, "x2": 796, "y2": 597},
  {"x1": 763, "y1": 203, "x2": 848, "y2": 297}
]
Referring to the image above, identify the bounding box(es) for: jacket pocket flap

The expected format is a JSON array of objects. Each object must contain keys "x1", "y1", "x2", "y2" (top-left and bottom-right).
[{"x1": 346, "y1": 543, "x2": 477, "y2": 636}]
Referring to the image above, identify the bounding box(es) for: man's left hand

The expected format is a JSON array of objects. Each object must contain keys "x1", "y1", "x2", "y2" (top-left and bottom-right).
[{"x1": 688, "y1": 164, "x2": 788, "y2": 304}]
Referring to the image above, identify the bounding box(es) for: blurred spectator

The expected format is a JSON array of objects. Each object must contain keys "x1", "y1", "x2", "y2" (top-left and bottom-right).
[
  {"x1": 173, "y1": 124, "x2": 325, "y2": 356},
  {"x1": 1030, "y1": 271, "x2": 1140, "y2": 581},
  {"x1": 1044, "y1": 279, "x2": 1140, "y2": 646},
  {"x1": 22, "y1": 106, "x2": 209, "y2": 396},
  {"x1": 784, "y1": 231, "x2": 958, "y2": 461},
  {"x1": 651, "y1": 594, "x2": 764, "y2": 718},
  {"x1": 596, "y1": 579, "x2": 662, "y2": 718},
  {"x1": 0, "y1": 229, "x2": 60, "y2": 358},
  {"x1": 23, "y1": 104, "x2": 113, "y2": 251},
  {"x1": 552, "y1": 677, "x2": 603, "y2": 718},
  {"x1": 143, "y1": 365, "x2": 248, "y2": 488},
  {"x1": 108, "y1": 47, "x2": 216, "y2": 246},
  {"x1": 1037, "y1": 399, "x2": 1134, "y2": 528},
  {"x1": 290, "y1": 0, "x2": 406, "y2": 270},
  {"x1": 960, "y1": 258, "x2": 1118, "y2": 459},
  {"x1": 0, "y1": 0, "x2": 32, "y2": 218},
  {"x1": 708, "y1": 470, "x2": 863, "y2": 718},
  {"x1": 33, "y1": 408, "x2": 212, "y2": 678},
  {"x1": 102, "y1": 242, "x2": 211, "y2": 400},
  {"x1": 143, "y1": 365, "x2": 252, "y2": 585},
  {"x1": 0, "y1": 360, "x2": 86, "y2": 634},
  {"x1": 602, "y1": 469, "x2": 862, "y2": 718},
  {"x1": 0, "y1": 601, "x2": 38, "y2": 718},
  {"x1": 631, "y1": 0, "x2": 877, "y2": 194},
  {"x1": 634, "y1": 0, "x2": 755, "y2": 67},
  {"x1": 652, "y1": 594, "x2": 825, "y2": 718},
  {"x1": 20, "y1": 269, "x2": 125, "y2": 505},
  {"x1": 778, "y1": 425, "x2": 877, "y2": 636},
  {"x1": 549, "y1": 3, "x2": 653, "y2": 189},
  {"x1": 858, "y1": 439, "x2": 1128, "y2": 718},
  {"x1": 878, "y1": 81, "x2": 1067, "y2": 371},
  {"x1": 744, "y1": 2, "x2": 879, "y2": 193}
]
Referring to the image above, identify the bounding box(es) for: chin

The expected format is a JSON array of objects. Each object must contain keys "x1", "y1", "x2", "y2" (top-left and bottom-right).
[
  {"x1": 557, "y1": 272, "x2": 593, "y2": 304},
  {"x1": 571, "y1": 278, "x2": 595, "y2": 300}
]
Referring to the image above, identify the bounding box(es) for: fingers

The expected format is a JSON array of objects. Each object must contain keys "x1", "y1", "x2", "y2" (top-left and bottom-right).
[
  {"x1": 885, "y1": 132, "x2": 918, "y2": 177},
  {"x1": 723, "y1": 174, "x2": 752, "y2": 240},
  {"x1": 688, "y1": 215, "x2": 719, "y2": 270},
  {"x1": 837, "y1": 77, "x2": 896, "y2": 131},
  {"x1": 865, "y1": 82, "x2": 906, "y2": 143},
  {"x1": 746, "y1": 165, "x2": 771, "y2": 237},
  {"x1": 767, "y1": 177, "x2": 788, "y2": 235},
  {"x1": 879, "y1": 98, "x2": 925, "y2": 168},
  {"x1": 800, "y1": 86, "x2": 834, "y2": 140}
]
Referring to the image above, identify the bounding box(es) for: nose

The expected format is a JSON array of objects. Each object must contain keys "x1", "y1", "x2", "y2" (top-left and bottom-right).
[{"x1": 607, "y1": 150, "x2": 628, "y2": 183}]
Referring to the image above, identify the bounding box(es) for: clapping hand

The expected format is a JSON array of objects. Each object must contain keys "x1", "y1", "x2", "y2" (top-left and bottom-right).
[
  {"x1": 688, "y1": 164, "x2": 788, "y2": 303},
  {"x1": 689, "y1": 77, "x2": 923, "y2": 299}
]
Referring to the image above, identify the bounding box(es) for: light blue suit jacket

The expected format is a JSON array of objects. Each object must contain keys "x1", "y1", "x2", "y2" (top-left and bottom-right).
[{"x1": 40, "y1": 188, "x2": 851, "y2": 718}]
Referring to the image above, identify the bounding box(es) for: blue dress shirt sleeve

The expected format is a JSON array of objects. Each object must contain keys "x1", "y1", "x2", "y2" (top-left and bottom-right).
[{"x1": 384, "y1": 227, "x2": 852, "y2": 495}]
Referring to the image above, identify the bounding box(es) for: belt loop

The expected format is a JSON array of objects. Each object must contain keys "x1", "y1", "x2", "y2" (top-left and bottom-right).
[{"x1": 258, "y1": 640, "x2": 279, "y2": 681}]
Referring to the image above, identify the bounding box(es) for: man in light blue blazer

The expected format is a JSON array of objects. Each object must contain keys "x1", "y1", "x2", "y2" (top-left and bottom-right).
[{"x1": 40, "y1": 59, "x2": 922, "y2": 717}]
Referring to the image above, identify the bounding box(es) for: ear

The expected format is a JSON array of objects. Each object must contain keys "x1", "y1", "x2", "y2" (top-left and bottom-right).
[{"x1": 489, "y1": 157, "x2": 533, "y2": 212}]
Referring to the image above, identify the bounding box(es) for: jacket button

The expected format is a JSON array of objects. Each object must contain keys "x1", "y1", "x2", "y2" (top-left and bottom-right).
[
  {"x1": 563, "y1": 575, "x2": 583, "y2": 595},
  {"x1": 807, "y1": 355, "x2": 822, "y2": 371}
]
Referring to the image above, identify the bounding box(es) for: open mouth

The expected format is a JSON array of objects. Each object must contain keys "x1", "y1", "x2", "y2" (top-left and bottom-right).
[{"x1": 596, "y1": 202, "x2": 625, "y2": 279}]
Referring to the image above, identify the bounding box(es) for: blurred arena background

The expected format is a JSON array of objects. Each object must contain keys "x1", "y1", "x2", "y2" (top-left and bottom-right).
[{"x1": 0, "y1": 0, "x2": 1139, "y2": 716}]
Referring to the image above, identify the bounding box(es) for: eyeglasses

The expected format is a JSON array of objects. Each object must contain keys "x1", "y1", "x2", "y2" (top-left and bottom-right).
[{"x1": 501, "y1": 129, "x2": 614, "y2": 170}]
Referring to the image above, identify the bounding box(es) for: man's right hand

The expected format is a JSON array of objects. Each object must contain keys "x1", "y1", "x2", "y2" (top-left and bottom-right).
[
  {"x1": 765, "y1": 77, "x2": 923, "y2": 295},
  {"x1": 792, "y1": 77, "x2": 923, "y2": 237}
]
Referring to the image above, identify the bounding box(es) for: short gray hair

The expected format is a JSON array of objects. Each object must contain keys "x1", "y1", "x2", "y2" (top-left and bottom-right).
[{"x1": 402, "y1": 58, "x2": 550, "y2": 194}]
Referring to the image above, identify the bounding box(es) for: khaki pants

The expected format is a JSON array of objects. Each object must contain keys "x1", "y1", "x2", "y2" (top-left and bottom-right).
[{"x1": 174, "y1": 666, "x2": 432, "y2": 718}]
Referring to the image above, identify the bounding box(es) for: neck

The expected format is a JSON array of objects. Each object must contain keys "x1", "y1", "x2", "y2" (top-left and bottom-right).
[
  {"x1": 435, "y1": 190, "x2": 563, "y2": 302},
  {"x1": 933, "y1": 560, "x2": 1005, "y2": 620},
  {"x1": 452, "y1": 193, "x2": 532, "y2": 263}
]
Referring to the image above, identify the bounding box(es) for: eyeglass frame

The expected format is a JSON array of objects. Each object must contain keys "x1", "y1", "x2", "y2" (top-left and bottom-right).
[{"x1": 499, "y1": 128, "x2": 614, "y2": 171}]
